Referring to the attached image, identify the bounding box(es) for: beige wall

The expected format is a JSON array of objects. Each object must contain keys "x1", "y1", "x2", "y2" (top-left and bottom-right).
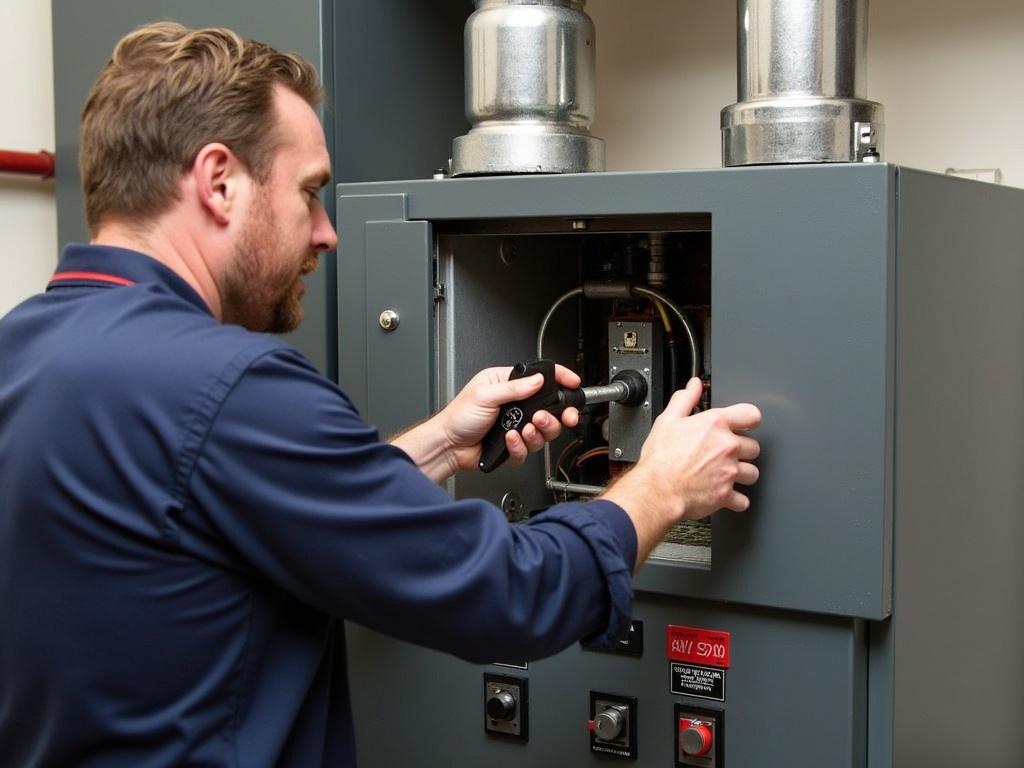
[
  {"x1": 588, "y1": 0, "x2": 1024, "y2": 188},
  {"x1": 1, "y1": 0, "x2": 1017, "y2": 318},
  {"x1": 0, "y1": 2, "x2": 57, "y2": 315}
]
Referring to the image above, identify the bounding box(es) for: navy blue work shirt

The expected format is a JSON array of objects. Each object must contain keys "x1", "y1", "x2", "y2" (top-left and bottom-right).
[{"x1": 0, "y1": 244, "x2": 636, "y2": 767}]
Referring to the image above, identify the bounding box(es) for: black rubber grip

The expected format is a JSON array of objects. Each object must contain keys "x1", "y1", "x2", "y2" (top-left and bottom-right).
[{"x1": 478, "y1": 360, "x2": 583, "y2": 473}]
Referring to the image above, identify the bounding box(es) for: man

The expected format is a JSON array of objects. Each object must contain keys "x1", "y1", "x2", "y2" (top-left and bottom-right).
[{"x1": 0, "y1": 22, "x2": 761, "y2": 767}]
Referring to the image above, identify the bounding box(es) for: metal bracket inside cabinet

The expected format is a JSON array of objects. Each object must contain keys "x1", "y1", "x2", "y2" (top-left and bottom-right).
[{"x1": 608, "y1": 320, "x2": 662, "y2": 462}]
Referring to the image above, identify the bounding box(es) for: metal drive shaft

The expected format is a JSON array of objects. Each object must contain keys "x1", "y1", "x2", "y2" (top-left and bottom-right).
[
  {"x1": 581, "y1": 381, "x2": 629, "y2": 405},
  {"x1": 583, "y1": 369, "x2": 647, "y2": 407}
]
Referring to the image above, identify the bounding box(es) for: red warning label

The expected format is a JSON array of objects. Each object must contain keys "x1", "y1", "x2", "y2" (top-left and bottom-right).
[{"x1": 666, "y1": 624, "x2": 731, "y2": 669}]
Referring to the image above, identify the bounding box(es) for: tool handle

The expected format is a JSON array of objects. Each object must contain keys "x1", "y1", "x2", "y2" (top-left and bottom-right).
[{"x1": 478, "y1": 359, "x2": 572, "y2": 473}]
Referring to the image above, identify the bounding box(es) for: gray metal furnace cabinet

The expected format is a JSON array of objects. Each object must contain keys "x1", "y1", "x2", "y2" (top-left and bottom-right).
[{"x1": 336, "y1": 164, "x2": 1024, "y2": 768}]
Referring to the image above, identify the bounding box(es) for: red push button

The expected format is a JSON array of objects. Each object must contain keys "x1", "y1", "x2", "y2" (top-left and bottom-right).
[{"x1": 679, "y1": 718, "x2": 713, "y2": 757}]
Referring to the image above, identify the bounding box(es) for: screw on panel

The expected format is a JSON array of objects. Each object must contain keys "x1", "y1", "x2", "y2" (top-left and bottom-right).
[{"x1": 499, "y1": 238, "x2": 519, "y2": 265}]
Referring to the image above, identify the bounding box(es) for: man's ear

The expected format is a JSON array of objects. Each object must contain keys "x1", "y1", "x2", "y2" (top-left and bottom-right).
[{"x1": 193, "y1": 142, "x2": 245, "y2": 226}]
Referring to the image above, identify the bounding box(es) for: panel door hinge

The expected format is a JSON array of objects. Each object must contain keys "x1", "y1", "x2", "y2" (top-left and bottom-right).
[{"x1": 433, "y1": 282, "x2": 446, "y2": 303}]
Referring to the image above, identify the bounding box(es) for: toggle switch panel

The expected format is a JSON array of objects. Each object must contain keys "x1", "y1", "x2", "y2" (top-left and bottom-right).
[
  {"x1": 483, "y1": 673, "x2": 528, "y2": 740},
  {"x1": 589, "y1": 691, "x2": 638, "y2": 760},
  {"x1": 674, "y1": 703, "x2": 724, "y2": 767}
]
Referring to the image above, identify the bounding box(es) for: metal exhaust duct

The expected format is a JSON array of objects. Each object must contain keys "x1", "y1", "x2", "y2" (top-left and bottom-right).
[
  {"x1": 451, "y1": 0, "x2": 604, "y2": 176},
  {"x1": 721, "y1": 0, "x2": 884, "y2": 166}
]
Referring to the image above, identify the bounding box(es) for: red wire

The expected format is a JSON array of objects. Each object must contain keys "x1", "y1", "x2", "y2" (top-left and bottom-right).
[{"x1": 574, "y1": 446, "x2": 609, "y2": 467}]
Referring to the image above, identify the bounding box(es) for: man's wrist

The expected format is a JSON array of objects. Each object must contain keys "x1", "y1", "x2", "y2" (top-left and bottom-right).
[{"x1": 390, "y1": 414, "x2": 461, "y2": 483}]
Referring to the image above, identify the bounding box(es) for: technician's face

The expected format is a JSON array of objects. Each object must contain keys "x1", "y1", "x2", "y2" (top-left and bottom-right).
[{"x1": 222, "y1": 85, "x2": 337, "y2": 333}]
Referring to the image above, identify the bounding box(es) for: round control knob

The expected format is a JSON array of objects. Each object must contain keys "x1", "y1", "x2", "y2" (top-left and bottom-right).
[
  {"x1": 486, "y1": 690, "x2": 516, "y2": 721},
  {"x1": 593, "y1": 706, "x2": 625, "y2": 741},
  {"x1": 680, "y1": 720, "x2": 713, "y2": 757}
]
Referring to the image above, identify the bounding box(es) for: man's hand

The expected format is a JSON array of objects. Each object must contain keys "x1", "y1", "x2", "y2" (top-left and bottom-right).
[
  {"x1": 391, "y1": 364, "x2": 581, "y2": 483},
  {"x1": 603, "y1": 378, "x2": 762, "y2": 569},
  {"x1": 438, "y1": 365, "x2": 582, "y2": 473}
]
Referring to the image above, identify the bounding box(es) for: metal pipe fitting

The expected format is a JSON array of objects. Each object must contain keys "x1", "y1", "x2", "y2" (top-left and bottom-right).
[
  {"x1": 545, "y1": 479, "x2": 604, "y2": 497},
  {"x1": 583, "y1": 370, "x2": 647, "y2": 407},
  {"x1": 721, "y1": 0, "x2": 884, "y2": 165},
  {"x1": 645, "y1": 233, "x2": 668, "y2": 287},
  {"x1": 452, "y1": 0, "x2": 605, "y2": 175},
  {"x1": 582, "y1": 280, "x2": 633, "y2": 300}
]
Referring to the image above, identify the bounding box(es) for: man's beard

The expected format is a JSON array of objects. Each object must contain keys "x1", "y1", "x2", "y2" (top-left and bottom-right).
[{"x1": 221, "y1": 204, "x2": 317, "y2": 334}]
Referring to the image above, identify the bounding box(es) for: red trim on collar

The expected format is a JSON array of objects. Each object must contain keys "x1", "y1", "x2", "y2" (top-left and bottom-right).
[{"x1": 49, "y1": 271, "x2": 136, "y2": 287}]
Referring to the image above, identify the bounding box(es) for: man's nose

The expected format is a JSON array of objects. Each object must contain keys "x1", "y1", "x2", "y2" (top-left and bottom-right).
[{"x1": 313, "y1": 206, "x2": 338, "y2": 253}]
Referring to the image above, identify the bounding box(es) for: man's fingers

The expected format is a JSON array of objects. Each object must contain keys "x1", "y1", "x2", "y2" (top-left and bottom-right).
[
  {"x1": 476, "y1": 365, "x2": 581, "y2": 416},
  {"x1": 530, "y1": 411, "x2": 561, "y2": 442},
  {"x1": 736, "y1": 435, "x2": 760, "y2": 461},
  {"x1": 519, "y1": 422, "x2": 546, "y2": 453},
  {"x1": 532, "y1": 408, "x2": 578, "y2": 435},
  {"x1": 664, "y1": 378, "x2": 703, "y2": 417},
  {"x1": 477, "y1": 372, "x2": 544, "y2": 408},
  {"x1": 720, "y1": 402, "x2": 762, "y2": 431},
  {"x1": 504, "y1": 428, "x2": 528, "y2": 466},
  {"x1": 723, "y1": 489, "x2": 750, "y2": 512},
  {"x1": 553, "y1": 363, "x2": 582, "y2": 390},
  {"x1": 735, "y1": 461, "x2": 759, "y2": 486},
  {"x1": 558, "y1": 406, "x2": 579, "y2": 429}
]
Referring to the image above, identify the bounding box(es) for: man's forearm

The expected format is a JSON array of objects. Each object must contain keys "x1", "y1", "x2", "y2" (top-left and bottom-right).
[{"x1": 600, "y1": 467, "x2": 681, "y2": 572}]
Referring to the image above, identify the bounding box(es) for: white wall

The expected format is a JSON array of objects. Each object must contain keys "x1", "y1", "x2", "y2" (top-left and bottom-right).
[
  {"x1": 0, "y1": 2, "x2": 57, "y2": 316},
  {"x1": 588, "y1": 0, "x2": 1024, "y2": 188}
]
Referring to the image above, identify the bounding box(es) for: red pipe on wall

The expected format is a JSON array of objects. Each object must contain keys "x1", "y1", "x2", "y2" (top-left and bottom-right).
[{"x1": 0, "y1": 149, "x2": 55, "y2": 179}]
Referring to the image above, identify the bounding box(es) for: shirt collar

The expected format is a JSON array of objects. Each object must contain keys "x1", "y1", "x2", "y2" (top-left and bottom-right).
[{"x1": 50, "y1": 243, "x2": 213, "y2": 316}]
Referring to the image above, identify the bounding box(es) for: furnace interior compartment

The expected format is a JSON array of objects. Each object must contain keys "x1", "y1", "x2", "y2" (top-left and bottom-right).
[{"x1": 436, "y1": 214, "x2": 714, "y2": 565}]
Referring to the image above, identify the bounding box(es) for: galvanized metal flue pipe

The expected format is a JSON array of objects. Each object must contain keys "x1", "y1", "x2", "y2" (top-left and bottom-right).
[
  {"x1": 451, "y1": 0, "x2": 604, "y2": 175},
  {"x1": 721, "y1": 0, "x2": 884, "y2": 166}
]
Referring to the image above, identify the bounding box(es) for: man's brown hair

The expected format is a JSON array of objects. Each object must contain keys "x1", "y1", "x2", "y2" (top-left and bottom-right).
[{"x1": 80, "y1": 22, "x2": 323, "y2": 234}]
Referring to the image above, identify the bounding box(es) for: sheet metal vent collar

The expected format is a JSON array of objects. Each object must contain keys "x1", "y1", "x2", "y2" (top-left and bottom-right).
[{"x1": 451, "y1": 0, "x2": 605, "y2": 176}]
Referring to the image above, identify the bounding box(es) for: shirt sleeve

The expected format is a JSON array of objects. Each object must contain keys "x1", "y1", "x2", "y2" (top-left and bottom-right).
[{"x1": 184, "y1": 347, "x2": 636, "y2": 662}]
